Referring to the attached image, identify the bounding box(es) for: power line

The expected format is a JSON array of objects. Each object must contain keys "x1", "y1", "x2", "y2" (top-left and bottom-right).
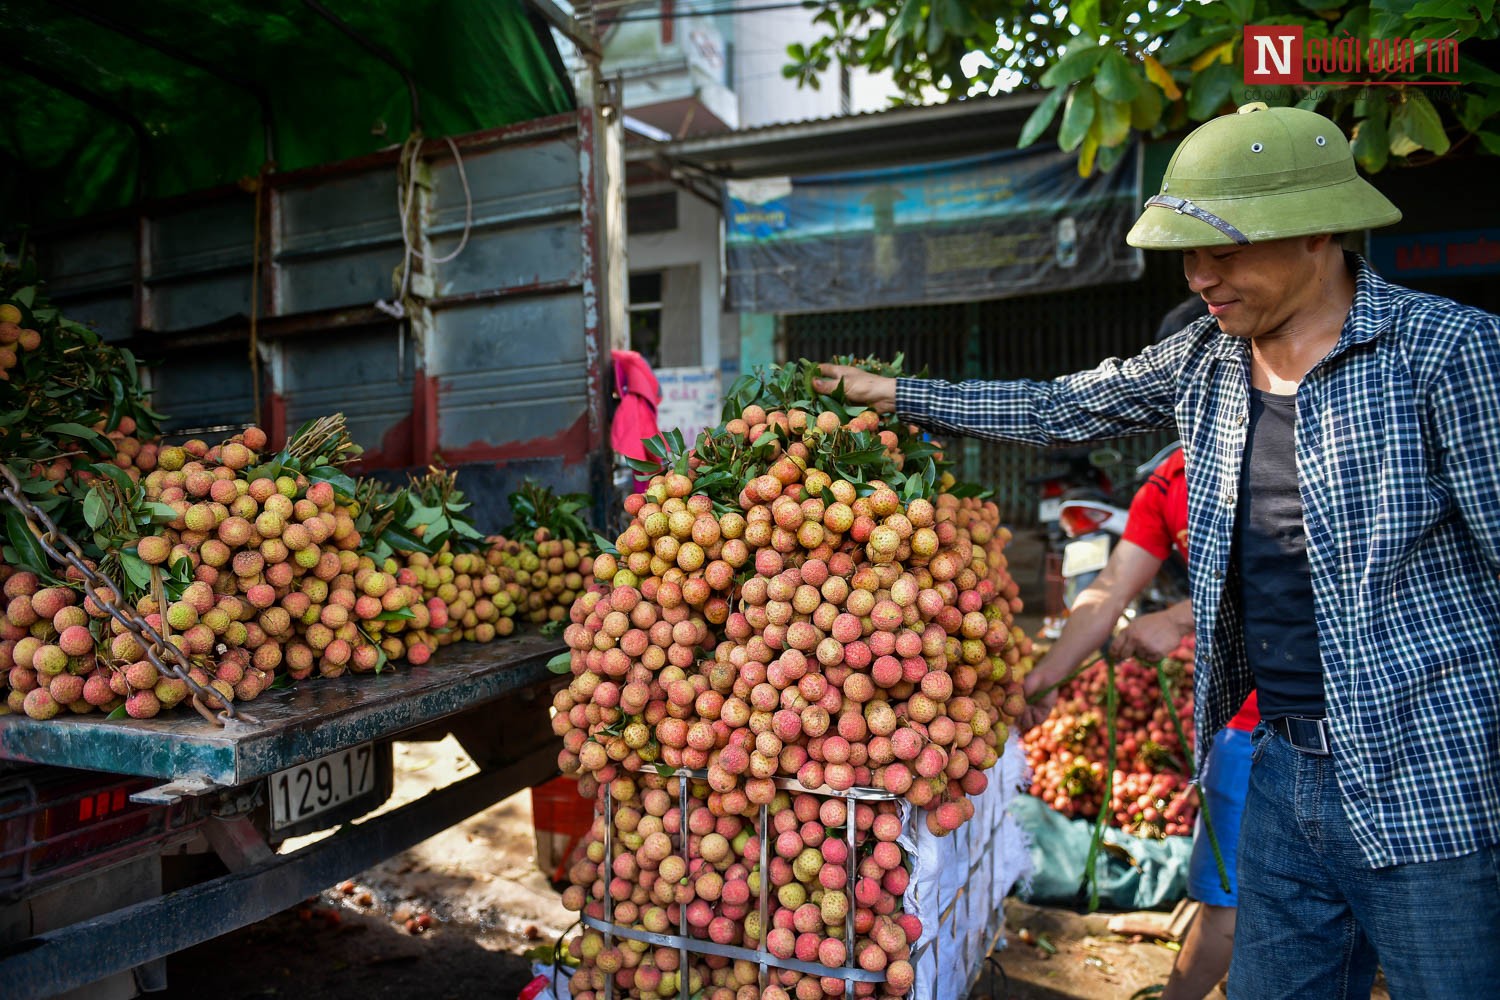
[{"x1": 594, "y1": 2, "x2": 820, "y2": 23}]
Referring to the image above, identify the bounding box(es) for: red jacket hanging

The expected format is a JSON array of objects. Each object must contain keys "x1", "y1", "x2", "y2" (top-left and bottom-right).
[{"x1": 610, "y1": 349, "x2": 661, "y2": 462}]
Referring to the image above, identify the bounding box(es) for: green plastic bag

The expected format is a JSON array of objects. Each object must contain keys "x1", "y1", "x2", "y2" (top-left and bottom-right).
[{"x1": 1009, "y1": 794, "x2": 1194, "y2": 911}]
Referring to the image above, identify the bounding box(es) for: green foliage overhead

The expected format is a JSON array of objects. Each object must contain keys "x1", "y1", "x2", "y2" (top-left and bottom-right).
[{"x1": 787, "y1": 0, "x2": 1500, "y2": 175}]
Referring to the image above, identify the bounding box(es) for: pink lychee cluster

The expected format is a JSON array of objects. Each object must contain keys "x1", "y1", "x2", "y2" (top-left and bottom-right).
[
  {"x1": 555, "y1": 463, "x2": 1034, "y2": 838},
  {"x1": 560, "y1": 774, "x2": 922, "y2": 1000}
]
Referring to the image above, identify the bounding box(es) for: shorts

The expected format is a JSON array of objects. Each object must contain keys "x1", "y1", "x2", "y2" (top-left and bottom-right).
[{"x1": 1187, "y1": 726, "x2": 1253, "y2": 908}]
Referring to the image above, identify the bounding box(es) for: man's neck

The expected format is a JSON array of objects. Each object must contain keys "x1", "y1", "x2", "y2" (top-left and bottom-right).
[{"x1": 1250, "y1": 255, "x2": 1356, "y2": 393}]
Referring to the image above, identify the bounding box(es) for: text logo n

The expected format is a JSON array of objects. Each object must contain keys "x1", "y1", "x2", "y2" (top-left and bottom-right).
[{"x1": 1243, "y1": 26, "x2": 1303, "y2": 85}]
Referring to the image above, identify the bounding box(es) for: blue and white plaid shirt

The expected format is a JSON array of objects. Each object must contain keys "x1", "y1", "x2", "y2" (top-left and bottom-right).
[{"x1": 897, "y1": 257, "x2": 1500, "y2": 868}]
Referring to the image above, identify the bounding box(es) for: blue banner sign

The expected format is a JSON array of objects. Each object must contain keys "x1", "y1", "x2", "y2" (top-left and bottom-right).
[
  {"x1": 725, "y1": 145, "x2": 1142, "y2": 313},
  {"x1": 1369, "y1": 229, "x2": 1500, "y2": 279}
]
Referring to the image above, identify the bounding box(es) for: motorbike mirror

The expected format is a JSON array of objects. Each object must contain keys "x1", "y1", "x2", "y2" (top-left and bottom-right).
[{"x1": 1088, "y1": 448, "x2": 1123, "y2": 469}]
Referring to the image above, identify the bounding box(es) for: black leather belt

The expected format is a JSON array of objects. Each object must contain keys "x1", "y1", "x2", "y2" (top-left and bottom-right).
[{"x1": 1268, "y1": 716, "x2": 1332, "y2": 756}]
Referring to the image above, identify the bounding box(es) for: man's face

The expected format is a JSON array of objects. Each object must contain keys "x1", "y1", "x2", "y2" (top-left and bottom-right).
[{"x1": 1180, "y1": 238, "x2": 1322, "y2": 339}]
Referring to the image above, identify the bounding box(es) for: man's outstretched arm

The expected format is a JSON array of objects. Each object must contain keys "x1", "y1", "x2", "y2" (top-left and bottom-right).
[{"x1": 816, "y1": 348, "x2": 1180, "y2": 447}]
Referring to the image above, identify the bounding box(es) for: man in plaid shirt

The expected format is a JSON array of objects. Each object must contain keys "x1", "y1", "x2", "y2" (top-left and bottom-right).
[{"x1": 818, "y1": 103, "x2": 1500, "y2": 997}]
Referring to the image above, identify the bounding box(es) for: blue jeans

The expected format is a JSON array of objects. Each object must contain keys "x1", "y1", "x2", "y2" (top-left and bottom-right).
[
  {"x1": 1230, "y1": 724, "x2": 1500, "y2": 999},
  {"x1": 1189, "y1": 726, "x2": 1253, "y2": 907}
]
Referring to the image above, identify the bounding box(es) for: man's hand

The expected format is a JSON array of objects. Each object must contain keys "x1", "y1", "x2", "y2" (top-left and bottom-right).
[
  {"x1": 1110, "y1": 608, "x2": 1188, "y2": 663},
  {"x1": 1020, "y1": 661, "x2": 1067, "y2": 733},
  {"x1": 813, "y1": 364, "x2": 898, "y2": 413},
  {"x1": 1018, "y1": 683, "x2": 1058, "y2": 734}
]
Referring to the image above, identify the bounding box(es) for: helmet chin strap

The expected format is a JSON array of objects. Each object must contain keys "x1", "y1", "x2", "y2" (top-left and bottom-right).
[{"x1": 1144, "y1": 194, "x2": 1252, "y2": 245}]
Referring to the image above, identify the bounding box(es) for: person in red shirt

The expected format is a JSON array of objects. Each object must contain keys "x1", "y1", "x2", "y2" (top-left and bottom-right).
[{"x1": 1023, "y1": 445, "x2": 1258, "y2": 1000}]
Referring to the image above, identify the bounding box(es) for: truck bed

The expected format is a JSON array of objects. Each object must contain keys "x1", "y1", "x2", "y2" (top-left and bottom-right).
[{"x1": 0, "y1": 633, "x2": 565, "y2": 786}]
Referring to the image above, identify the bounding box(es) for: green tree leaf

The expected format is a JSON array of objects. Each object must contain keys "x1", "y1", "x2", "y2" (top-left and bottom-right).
[
  {"x1": 1059, "y1": 82, "x2": 1098, "y2": 153},
  {"x1": 1187, "y1": 62, "x2": 1237, "y2": 120},
  {"x1": 1095, "y1": 51, "x2": 1142, "y2": 102},
  {"x1": 1019, "y1": 86, "x2": 1067, "y2": 148},
  {"x1": 1070, "y1": 0, "x2": 1102, "y2": 36},
  {"x1": 1130, "y1": 81, "x2": 1164, "y2": 131},
  {"x1": 1224, "y1": 0, "x2": 1256, "y2": 23},
  {"x1": 1041, "y1": 45, "x2": 1109, "y2": 89},
  {"x1": 1390, "y1": 92, "x2": 1450, "y2": 155},
  {"x1": 1096, "y1": 97, "x2": 1133, "y2": 147},
  {"x1": 1351, "y1": 115, "x2": 1390, "y2": 172}
]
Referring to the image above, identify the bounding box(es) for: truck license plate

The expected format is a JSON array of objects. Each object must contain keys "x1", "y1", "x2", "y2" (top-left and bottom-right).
[
  {"x1": 1061, "y1": 535, "x2": 1111, "y2": 578},
  {"x1": 270, "y1": 744, "x2": 376, "y2": 830}
]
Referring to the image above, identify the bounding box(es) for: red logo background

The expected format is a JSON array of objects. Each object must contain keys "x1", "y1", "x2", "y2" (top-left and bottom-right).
[{"x1": 1243, "y1": 26, "x2": 1304, "y2": 85}]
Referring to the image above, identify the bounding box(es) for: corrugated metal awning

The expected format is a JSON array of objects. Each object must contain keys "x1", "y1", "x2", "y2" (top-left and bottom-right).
[{"x1": 630, "y1": 93, "x2": 1047, "y2": 178}]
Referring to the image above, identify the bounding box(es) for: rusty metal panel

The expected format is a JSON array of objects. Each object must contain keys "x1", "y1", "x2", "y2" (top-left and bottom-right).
[
  {"x1": 34, "y1": 225, "x2": 135, "y2": 296},
  {"x1": 427, "y1": 293, "x2": 589, "y2": 456},
  {"x1": 428, "y1": 138, "x2": 584, "y2": 298},
  {"x1": 148, "y1": 273, "x2": 254, "y2": 332},
  {"x1": 57, "y1": 292, "x2": 135, "y2": 343},
  {"x1": 145, "y1": 198, "x2": 256, "y2": 332},
  {"x1": 150, "y1": 198, "x2": 255, "y2": 277},
  {"x1": 148, "y1": 353, "x2": 256, "y2": 436},
  {"x1": 275, "y1": 169, "x2": 404, "y2": 314},
  {"x1": 33, "y1": 224, "x2": 136, "y2": 341},
  {"x1": 278, "y1": 325, "x2": 409, "y2": 460}
]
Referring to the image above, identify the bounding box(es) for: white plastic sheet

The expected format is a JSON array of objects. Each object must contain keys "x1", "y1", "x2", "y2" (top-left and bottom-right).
[
  {"x1": 904, "y1": 733, "x2": 1032, "y2": 1000},
  {"x1": 532, "y1": 734, "x2": 1033, "y2": 1000}
]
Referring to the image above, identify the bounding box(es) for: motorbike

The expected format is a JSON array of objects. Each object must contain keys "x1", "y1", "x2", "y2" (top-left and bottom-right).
[
  {"x1": 1057, "y1": 440, "x2": 1190, "y2": 615},
  {"x1": 1029, "y1": 447, "x2": 1125, "y2": 633}
]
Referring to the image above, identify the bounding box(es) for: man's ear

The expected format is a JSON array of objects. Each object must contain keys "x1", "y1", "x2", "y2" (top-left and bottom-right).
[{"x1": 1305, "y1": 233, "x2": 1337, "y2": 254}]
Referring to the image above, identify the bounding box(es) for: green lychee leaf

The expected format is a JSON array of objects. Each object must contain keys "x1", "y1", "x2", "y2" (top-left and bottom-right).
[
  {"x1": 106, "y1": 704, "x2": 129, "y2": 720},
  {"x1": 81, "y1": 490, "x2": 107, "y2": 530},
  {"x1": 146, "y1": 502, "x2": 178, "y2": 523},
  {"x1": 308, "y1": 466, "x2": 358, "y2": 503},
  {"x1": 547, "y1": 651, "x2": 573, "y2": 674},
  {"x1": 4, "y1": 509, "x2": 54, "y2": 578},
  {"x1": 44, "y1": 422, "x2": 113, "y2": 456},
  {"x1": 117, "y1": 550, "x2": 152, "y2": 590}
]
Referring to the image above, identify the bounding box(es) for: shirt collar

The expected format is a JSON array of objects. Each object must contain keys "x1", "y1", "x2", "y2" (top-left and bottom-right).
[{"x1": 1208, "y1": 251, "x2": 1390, "y2": 362}]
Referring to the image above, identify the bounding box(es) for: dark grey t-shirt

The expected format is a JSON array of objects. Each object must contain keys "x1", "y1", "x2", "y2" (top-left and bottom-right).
[{"x1": 1235, "y1": 388, "x2": 1326, "y2": 719}]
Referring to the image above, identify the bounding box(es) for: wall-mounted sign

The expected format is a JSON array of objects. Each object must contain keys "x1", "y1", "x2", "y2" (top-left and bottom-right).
[
  {"x1": 1369, "y1": 229, "x2": 1500, "y2": 279},
  {"x1": 655, "y1": 367, "x2": 721, "y2": 448},
  {"x1": 725, "y1": 145, "x2": 1142, "y2": 313}
]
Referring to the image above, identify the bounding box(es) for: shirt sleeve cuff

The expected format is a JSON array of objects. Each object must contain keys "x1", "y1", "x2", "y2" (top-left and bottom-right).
[{"x1": 894, "y1": 377, "x2": 928, "y2": 422}]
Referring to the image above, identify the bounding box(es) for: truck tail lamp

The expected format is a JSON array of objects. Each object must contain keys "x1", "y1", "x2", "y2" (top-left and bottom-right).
[{"x1": 0, "y1": 774, "x2": 164, "y2": 894}]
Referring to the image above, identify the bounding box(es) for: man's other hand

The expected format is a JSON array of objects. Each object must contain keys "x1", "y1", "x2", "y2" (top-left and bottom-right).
[
  {"x1": 1110, "y1": 609, "x2": 1186, "y2": 663},
  {"x1": 1020, "y1": 670, "x2": 1060, "y2": 733},
  {"x1": 813, "y1": 364, "x2": 898, "y2": 413}
]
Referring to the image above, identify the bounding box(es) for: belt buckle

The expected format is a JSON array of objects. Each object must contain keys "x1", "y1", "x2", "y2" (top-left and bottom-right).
[{"x1": 1285, "y1": 716, "x2": 1330, "y2": 756}]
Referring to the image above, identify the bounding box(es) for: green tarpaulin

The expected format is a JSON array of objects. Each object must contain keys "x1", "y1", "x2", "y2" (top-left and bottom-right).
[
  {"x1": 0, "y1": 0, "x2": 574, "y2": 221},
  {"x1": 1011, "y1": 794, "x2": 1194, "y2": 912}
]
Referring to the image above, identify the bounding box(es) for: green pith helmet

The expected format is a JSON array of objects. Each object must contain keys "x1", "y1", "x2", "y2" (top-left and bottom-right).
[{"x1": 1127, "y1": 102, "x2": 1401, "y2": 249}]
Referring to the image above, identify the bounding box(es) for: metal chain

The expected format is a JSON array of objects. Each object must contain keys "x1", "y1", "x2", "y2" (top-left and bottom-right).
[{"x1": 0, "y1": 462, "x2": 245, "y2": 725}]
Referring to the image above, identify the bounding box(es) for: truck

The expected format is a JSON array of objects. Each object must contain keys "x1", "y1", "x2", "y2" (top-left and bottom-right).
[{"x1": 0, "y1": 2, "x2": 624, "y2": 996}]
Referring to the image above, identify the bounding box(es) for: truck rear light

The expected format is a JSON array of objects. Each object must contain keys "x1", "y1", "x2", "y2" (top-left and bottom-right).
[
  {"x1": 0, "y1": 775, "x2": 162, "y2": 891},
  {"x1": 1059, "y1": 504, "x2": 1111, "y2": 539}
]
